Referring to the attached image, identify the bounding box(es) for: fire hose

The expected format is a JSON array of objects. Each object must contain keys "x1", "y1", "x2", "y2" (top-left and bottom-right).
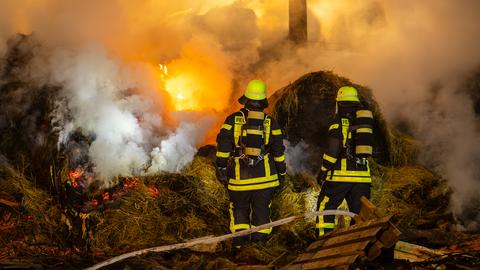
[{"x1": 85, "y1": 210, "x2": 356, "y2": 270}]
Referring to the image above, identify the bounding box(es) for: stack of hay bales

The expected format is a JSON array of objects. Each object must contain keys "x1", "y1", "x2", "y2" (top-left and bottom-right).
[{"x1": 268, "y1": 71, "x2": 450, "y2": 231}]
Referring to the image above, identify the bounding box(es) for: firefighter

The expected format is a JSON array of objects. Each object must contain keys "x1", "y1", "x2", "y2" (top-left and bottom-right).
[
  {"x1": 315, "y1": 86, "x2": 374, "y2": 236},
  {"x1": 216, "y1": 79, "x2": 286, "y2": 247}
]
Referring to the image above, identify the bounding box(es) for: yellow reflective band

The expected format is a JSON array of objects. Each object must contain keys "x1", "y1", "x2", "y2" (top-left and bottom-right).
[
  {"x1": 228, "y1": 180, "x2": 279, "y2": 191},
  {"x1": 341, "y1": 158, "x2": 347, "y2": 171},
  {"x1": 258, "y1": 228, "x2": 272, "y2": 234},
  {"x1": 247, "y1": 110, "x2": 265, "y2": 120},
  {"x1": 235, "y1": 158, "x2": 240, "y2": 180},
  {"x1": 272, "y1": 129, "x2": 282, "y2": 135},
  {"x1": 216, "y1": 151, "x2": 230, "y2": 158},
  {"x1": 233, "y1": 224, "x2": 250, "y2": 231},
  {"x1": 264, "y1": 118, "x2": 271, "y2": 145},
  {"x1": 229, "y1": 174, "x2": 278, "y2": 185},
  {"x1": 357, "y1": 110, "x2": 373, "y2": 118},
  {"x1": 323, "y1": 154, "x2": 337, "y2": 164},
  {"x1": 329, "y1": 124, "x2": 339, "y2": 131},
  {"x1": 264, "y1": 154, "x2": 271, "y2": 177},
  {"x1": 357, "y1": 128, "x2": 373, "y2": 133},
  {"x1": 316, "y1": 222, "x2": 335, "y2": 229},
  {"x1": 334, "y1": 166, "x2": 370, "y2": 177},
  {"x1": 279, "y1": 172, "x2": 286, "y2": 176},
  {"x1": 252, "y1": 225, "x2": 272, "y2": 234},
  {"x1": 321, "y1": 166, "x2": 328, "y2": 171},
  {"x1": 222, "y1": 124, "x2": 232, "y2": 131},
  {"x1": 328, "y1": 176, "x2": 372, "y2": 183},
  {"x1": 246, "y1": 129, "x2": 263, "y2": 135},
  {"x1": 317, "y1": 195, "x2": 331, "y2": 236},
  {"x1": 245, "y1": 147, "x2": 262, "y2": 156},
  {"x1": 356, "y1": 145, "x2": 373, "y2": 154},
  {"x1": 342, "y1": 119, "x2": 349, "y2": 146},
  {"x1": 274, "y1": 154, "x2": 285, "y2": 162},
  {"x1": 229, "y1": 203, "x2": 235, "y2": 233}
]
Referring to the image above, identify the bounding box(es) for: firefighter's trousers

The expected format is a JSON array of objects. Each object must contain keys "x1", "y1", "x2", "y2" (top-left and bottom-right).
[
  {"x1": 316, "y1": 181, "x2": 370, "y2": 236},
  {"x1": 229, "y1": 188, "x2": 274, "y2": 246}
]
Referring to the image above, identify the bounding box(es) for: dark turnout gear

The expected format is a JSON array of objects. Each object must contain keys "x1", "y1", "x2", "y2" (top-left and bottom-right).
[
  {"x1": 316, "y1": 86, "x2": 374, "y2": 236},
  {"x1": 316, "y1": 182, "x2": 371, "y2": 235},
  {"x1": 229, "y1": 188, "x2": 274, "y2": 246},
  {"x1": 216, "y1": 108, "x2": 286, "y2": 191},
  {"x1": 217, "y1": 167, "x2": 228, "y2": 186},
  {"x1": 319, "y1": 109, "x2": 374, "y2": 183},
  {"x1": 216, "y1": 80, "x2": 286, "y2": 245}
]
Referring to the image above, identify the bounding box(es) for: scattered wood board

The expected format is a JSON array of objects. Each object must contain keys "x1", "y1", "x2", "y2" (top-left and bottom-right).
[{"x1": 281, "y1": 197, "x2": 401, "y2": 270}]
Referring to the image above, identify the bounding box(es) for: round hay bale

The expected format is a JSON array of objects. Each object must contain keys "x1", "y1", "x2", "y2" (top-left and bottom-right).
[{"x1": 268, "y1": 71, "x2": 416, "y2": 171}]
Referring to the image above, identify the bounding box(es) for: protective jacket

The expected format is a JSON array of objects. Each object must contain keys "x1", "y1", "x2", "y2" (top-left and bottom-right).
[
  {"x1": 316, "y1": 107, "x2": 374, "y2": 236},
  {"x1": 216, "y1": 108, "x2": 286, "y2": 191},
  {"x1": 320, "y1": 109, "x2": 374, "y2": 183}
]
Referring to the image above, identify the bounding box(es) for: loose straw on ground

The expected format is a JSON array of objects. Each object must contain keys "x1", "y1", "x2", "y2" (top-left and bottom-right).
[{"x1": 85, "y1": 210, "x2": 356, "y2": 270}]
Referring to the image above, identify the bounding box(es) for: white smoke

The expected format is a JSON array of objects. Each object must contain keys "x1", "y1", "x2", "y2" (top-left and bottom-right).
[
  {"x1": 402, "y1": 81, "x2": 480, "y2": 229},
  {"x1": 149, "y1": 119, "x2": 214, "y2": 173},
  {"x1": 285, "y1": 140, "x2": 312, "y2": 175},
  {"x1": 46, "y1": 45, "x2": 213, "y2": 182}
]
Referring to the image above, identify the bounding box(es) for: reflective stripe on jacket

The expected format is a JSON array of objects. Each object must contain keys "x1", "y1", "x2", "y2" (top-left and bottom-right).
[
  {"x1": 216, "y1": 108, "x2": 286, "y2": 191},
  {"x1": 321, "y1": 113, "x2": 373, "y2": 183}
]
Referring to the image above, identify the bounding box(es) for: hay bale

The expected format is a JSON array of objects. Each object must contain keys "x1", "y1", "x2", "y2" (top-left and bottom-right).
[
  {"x1": 268, "y1": 71, "x2": 416, "y2": 169},
  {"x1": 92, "y1": 156, "x2": 229, "y2": 254},
  {"x1": 376, "y1": 165, "x2": 451, "y2": 229},
  {"x1": 0, "y1": 155, "x2": 64, "y2": 245}
]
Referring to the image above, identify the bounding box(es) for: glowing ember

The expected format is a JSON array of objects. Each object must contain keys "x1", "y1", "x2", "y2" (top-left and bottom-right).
[
  {"x1": 68, "y1": 169, "x2": 83, "y2": 179},
  {"x1": 102, "y1": 192, "x2": 110, "y2": 201},
  {"x1": 147, "y1": 185, "x2": 160, "y2": 198}
]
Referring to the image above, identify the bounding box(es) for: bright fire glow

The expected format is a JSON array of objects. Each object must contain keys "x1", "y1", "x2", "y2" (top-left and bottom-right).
[{"x1": 157, "y1": 39, "x2": 232, "y2": 112}]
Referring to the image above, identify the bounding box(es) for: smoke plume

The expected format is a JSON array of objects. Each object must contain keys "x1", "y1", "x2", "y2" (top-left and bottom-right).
[{"x1": 1, "y1": 0, "x2": 480, "y2": 226}]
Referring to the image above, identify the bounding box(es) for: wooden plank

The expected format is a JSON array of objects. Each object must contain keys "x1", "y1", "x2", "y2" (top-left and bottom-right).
[
  {"x1": 312, "y1": 241, "x2": 368, "y2": 260},
  {"x1": 306, "y1": 239, "x2": 326, "y2": 252},
  {"x1": 293, "y1": 252, "x2": 316, "y2": 264},
  {"x1": 293, "y1": 251, "x2": 364, "y2": 266},
  {"x1": 394, "y1": 241, "x2": 447, "y2": 262},
  {"x1": 366, "y1": 240, "x2": 384, "y2": 261},
  {"x1": 301, "y1": 254, "x2": 358, "y2": 269},
  {"x1": 308, "y1": 216, "x2": 391, "y2": 251},
  {"x1": 378, "y1": 225, "x2": 401, "y2": 248},
  {"x1": 321, "y1": 226, "x2": 382, "y2": 249},
  {"x1": 356, "y1": 196, "x2": 381, "y2": 223},
  {"x1": 293, "y1": 242, "x2": 368, "y2": 264}
]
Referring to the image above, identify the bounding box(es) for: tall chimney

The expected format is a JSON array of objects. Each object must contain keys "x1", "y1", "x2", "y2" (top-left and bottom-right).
[{"x1": 289, "y1": 0, "x2": 307, "y2": 45}]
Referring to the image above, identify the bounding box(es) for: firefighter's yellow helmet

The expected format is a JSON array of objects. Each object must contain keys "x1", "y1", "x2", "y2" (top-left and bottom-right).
[
  {"x1": 245, "y1": 79, "x2": 267, "y2": 100},
  {"x1": 336, "y1": 86, "x2": 360, "y2": 102},
  {"x1": 238, "y1": 79, "x2": 268, "y2": 106}
]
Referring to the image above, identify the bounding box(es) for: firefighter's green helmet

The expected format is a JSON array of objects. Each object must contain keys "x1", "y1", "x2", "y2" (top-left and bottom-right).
[
  {"x1": 336, "y1": 86, "x2": 360, "y2": 102},
  {"x1": 238, "y1": 79, "x2": 268, "y2": 107}
]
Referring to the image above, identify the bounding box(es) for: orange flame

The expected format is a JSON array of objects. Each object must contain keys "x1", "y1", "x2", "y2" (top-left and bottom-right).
[
  {"x1": 68, "y1": 169, "x2": 83, "y2": 179},
  {"x1": 157, "y1": 39, "x2": 232, "y2": 112}
]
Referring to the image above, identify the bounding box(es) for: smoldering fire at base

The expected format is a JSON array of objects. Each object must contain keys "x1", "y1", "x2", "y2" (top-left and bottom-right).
[{"x1": 1, "y1": 1, "x2": 480, "y2": 269}]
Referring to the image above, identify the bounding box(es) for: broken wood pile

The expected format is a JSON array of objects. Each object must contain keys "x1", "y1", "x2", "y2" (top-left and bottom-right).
[{"x1": 281, "y1": 197, "x2": 401, "y2": 269}]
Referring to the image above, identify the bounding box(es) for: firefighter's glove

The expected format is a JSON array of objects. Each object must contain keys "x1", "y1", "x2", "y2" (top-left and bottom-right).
[
  {"x1": 316, "y1": 170, "x2": 328, "y2": 185},
  {"x1": 217, "y1": 167, "x2": 228, "y2": 186}
]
